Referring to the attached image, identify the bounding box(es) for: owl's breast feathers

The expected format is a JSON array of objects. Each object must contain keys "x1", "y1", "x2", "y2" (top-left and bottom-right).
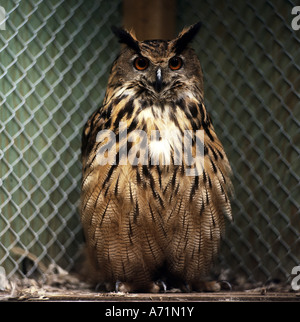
[{"x1": 82, "y1": 85, "x2": 232, "y2": 201}]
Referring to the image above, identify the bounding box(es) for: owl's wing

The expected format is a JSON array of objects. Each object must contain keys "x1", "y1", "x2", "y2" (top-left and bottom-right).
[{"x1": 81, "y1": 105, "x2": 109, "y2": 171}]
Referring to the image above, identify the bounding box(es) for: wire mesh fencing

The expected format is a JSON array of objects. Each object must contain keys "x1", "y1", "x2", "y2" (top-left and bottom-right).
[
  {"x1": 0, "y1": 0, "x2": 299, "y2": 286},
  {"x1": 0, "y1": 0, "x2": 122, "y2": 278}
]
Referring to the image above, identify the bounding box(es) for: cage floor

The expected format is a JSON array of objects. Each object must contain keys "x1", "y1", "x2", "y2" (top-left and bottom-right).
[
  {"x1": 1, "y1": 291, "x2": 300, "y2": 302},
  {"x1": 1, "y1": 267, "x2": 299, "y2": 302},
  {"x1": 1, "y1": 288, "x2": 299, "y2": 302}
]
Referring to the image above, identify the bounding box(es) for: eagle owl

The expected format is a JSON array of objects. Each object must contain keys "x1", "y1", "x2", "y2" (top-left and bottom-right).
[{"x1": 80, "y1": 23, "x2": 233, "y2": 293}]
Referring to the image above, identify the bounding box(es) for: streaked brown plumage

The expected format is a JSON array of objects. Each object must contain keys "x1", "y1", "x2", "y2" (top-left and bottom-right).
[{"x1": 80, "y1": 23, "x2": 233, "y2": 292}]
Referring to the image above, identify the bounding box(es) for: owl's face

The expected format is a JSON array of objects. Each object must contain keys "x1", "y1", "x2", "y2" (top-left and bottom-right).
[{"x1": 110, "y1": 23, "x2": 204, "y2": 101}]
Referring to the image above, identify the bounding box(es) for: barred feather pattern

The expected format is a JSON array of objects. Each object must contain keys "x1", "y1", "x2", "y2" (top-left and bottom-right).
[{"x1": 81, "y1": 25, "x2": 233, "y2": 292}]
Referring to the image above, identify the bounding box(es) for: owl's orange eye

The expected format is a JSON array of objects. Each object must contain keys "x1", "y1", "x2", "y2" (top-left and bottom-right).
[
  {"x1": 169, "y1": 56, "x2": 183, "y2": 70},
  {"x1": 134, "y1": 57, "x2": 149, "y2": 71}
]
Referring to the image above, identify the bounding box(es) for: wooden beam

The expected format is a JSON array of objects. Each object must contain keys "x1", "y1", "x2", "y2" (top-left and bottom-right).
[
  {"x1": 123, "y1": 0, "x2": 176, "y2": 40},
  {"x1": 2, "y1": 290, "x2": 299, "y2": 302}
]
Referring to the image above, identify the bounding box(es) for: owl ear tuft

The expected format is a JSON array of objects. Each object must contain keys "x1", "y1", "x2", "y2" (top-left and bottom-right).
[
  {"x1": 173, "y1": 22, "x2": 202, "y2": 55},
  {"x1": 111, "y1": 26, "x2": 140, "y2": 53}
]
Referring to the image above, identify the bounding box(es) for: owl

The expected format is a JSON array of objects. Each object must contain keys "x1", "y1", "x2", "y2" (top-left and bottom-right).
[{"x1": 80, "y1": 22, "x2": 233, "y2": 293}]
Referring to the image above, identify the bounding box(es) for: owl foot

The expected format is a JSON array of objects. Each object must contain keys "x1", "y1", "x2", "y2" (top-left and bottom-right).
[
  {"x1": 219, "y1": 280, "x2": 232, "y2": 291},
  {"x1": 192, "y1": 281, "x2": 221, "y2": 292},
  {"x1": 114, "y1": 280, "x2": 167, "y2": 293},
  {"x1": 192, "y1": 280, "x2": 232, "y2": 292},
  {"x1": 94, "y1": 282, "x2": 106, "y2": 292},
  {"x1": 153, "y1": 280, "x2": 167, "y2": 293},
  {"x1": 115, "y1": 280, "x2": 131, "y2": 292}
]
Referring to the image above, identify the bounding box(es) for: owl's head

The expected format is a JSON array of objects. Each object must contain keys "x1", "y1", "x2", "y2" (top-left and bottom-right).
[{"x1": 109, "y1": 22, "x2": 204, "y2": 101}]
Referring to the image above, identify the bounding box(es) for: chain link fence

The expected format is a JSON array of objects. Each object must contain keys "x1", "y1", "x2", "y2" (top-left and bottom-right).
[
  {"x1": 0, "y1": 0, "x2": 299, "y2": 286},
  {"x1": 0, "y1": 0, "x2": 122, "y2": 278}
]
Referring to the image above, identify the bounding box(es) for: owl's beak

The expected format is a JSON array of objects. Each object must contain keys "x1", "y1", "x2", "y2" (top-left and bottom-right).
[{"x1": 154, "y1": 68, "x2": 163, "y2": 92}]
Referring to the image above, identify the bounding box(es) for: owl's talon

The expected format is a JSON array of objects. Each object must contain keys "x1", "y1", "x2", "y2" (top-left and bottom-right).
[
  {"x1": 182, "y1": 282, "x2": 191, "y2": 293},
  {"x1": 155, "y1": 280, "x2": 167, "y2": 293},
  {"x1": 95, "y1": 282, "x2": 105, "y2": 292},
  {"x1": 115, "y1": 281, "x2": 133, "y2": 292},
  {"x1": 219, "y1": 280, "x2": 232, "y2": 291},
  {"x1": 115, "y1": 280, "x2": 122, "y2": 292}
]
